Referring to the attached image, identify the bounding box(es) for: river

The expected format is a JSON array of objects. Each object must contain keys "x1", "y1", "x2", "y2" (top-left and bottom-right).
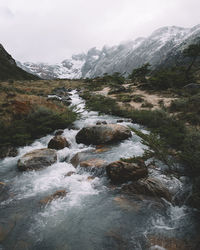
[{"x1": 0, "y1": 90, "x2": 199, "y2": 249}]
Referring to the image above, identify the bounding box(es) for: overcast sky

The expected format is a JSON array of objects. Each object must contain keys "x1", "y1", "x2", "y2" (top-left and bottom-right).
[{"x1": 0, "y1": 0, "x2": 199, "y2": 63}]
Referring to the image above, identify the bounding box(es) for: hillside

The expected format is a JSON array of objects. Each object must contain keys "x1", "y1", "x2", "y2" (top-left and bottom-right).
[{"x1": 0, "y1": 44, "x2": 39, "y2": 81}]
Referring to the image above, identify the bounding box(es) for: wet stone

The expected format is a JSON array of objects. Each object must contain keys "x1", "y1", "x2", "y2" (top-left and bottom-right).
[
  {"x1": 64, "y1": 171, "x2": 75, "y2": 177},
  {"x1": 114, "y1": 196, "x2": 141, "y2": 212},
  {"x1": 48, "y1": 135, "x2": 70, "y2": 150},
  {"x1": 17, "y1": 148, "x2": 57, "y2": 171},
  {"x1": 122, "y1": 177, "x2": 171, "y2": 201},
  {"x1": 76, "y1": 124, "x2": 132, "y2": 145},
  {"x1": 80, "y1": 158, "x2": 107, "y2": 169},
  {"x1": 0, "y1": 146, "x2": 18, "y2": 159},
  {"x1": 106, "y1": 160, "x2": 148, "y2": 184},
  {"x1": 0, "y1": 220, "x2": 15, "y2": 242},
  {"x1": 70, "y1": 150, "x2": 94, "y2": 168},
  {"x1": 87, "y1": 176, "x2": 95, "y2": 181},
  {"x1": 39, "y1": 190, "x2": 67, "y2": 205},
  {"x1": 54, "y1": 129, "x2": 64, "y2": 136},
  {"x1": 147, "y1": 235, "x2": 191, "y2": 250}
]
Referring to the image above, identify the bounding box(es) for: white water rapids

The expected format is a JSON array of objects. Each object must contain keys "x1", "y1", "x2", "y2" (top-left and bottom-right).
[{"x1": 0, "y1": 90, "x2": 199, "y2": 250}]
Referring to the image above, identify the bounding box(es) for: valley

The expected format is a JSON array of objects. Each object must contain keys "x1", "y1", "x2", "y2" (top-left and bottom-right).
[
  {"x1": 0, "y1": 21, "x2": 200, "y2": 250},
  {"x1": 0, "y1": 84, "x2": 200, "y2": 249}
]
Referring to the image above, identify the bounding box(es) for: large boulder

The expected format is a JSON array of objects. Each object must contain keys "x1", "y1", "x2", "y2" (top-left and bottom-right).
[
  {"x1": 48, "y1": 135, "x2": 70, "y2": 150},
  {"x1": 122, "y1": 177, "x2": 171, "y2": 201},
  {"x1": 17, "y1": 148, "x2": 57, "y2": 171},
  {"x1": 76, "y1": 124, "x2": 131, "y2": 145},
  {"x1": 106, "y1": 160, "x2": 148, "y2": 184}
]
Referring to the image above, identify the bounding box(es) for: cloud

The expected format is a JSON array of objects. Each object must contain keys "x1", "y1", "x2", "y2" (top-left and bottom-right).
[{"x1": 0, "y1": 0, "x2": 199, "y2": 63}]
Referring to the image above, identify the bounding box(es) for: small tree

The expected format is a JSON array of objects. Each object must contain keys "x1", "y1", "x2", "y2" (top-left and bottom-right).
[
  {"x1": 183, "y1": 42, "x2": 200, "y2": 78},
  {"x1": 129, "y1": 63, "x2": 151, "y2": 82}
]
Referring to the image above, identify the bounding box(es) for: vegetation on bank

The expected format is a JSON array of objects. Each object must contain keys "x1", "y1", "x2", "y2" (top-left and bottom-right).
[
  {"x1": 0, "y1": 106, "x2": 76, "y2": 148},
  {"x1": 81, "y1": 89, "x2": 200, "y2": 208},
  {"x1": 83, "y1": 72, "x2": 125, "y2": 92},
  {"x1": 81, "y1": 42, "x2": 200, "y2": 208},
  {"x1": 0, "y1": 80, "x2": 79, "y2": 155}
]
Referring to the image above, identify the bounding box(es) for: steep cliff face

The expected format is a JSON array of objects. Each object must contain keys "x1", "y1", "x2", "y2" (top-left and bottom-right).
[
  {"x1": 18, "y1": 24, "x2": 200, "y2": 79},
  {"x1": 0, "y1": 44, "x2": 38, "y2": 81}
]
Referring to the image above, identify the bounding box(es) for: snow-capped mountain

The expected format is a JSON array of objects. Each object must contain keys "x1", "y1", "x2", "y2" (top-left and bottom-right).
[
  {"x1": 18, "y1": 24, "x2": 200, "y2": 79},
  {"x1": 17, "y1": 53, "x2": 86, "y2": 79}
]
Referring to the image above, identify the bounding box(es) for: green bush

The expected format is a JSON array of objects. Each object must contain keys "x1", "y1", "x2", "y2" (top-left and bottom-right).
[
  {"x1": 141, "y1": 101, "x2": 154, "y2": 108},
  {"x1": 170, "y1": 93, "x2": 200, "y2": 125},
  {"x1": 147, "y1": 67, "x2": 190, "y2": 90},
  {"x1": 129, "y1": 63, "x2": 151, "y2": 82},
  {"x1": 83, "y1": 93, "x2": 186, "y2": 149},
  {"x1": 180, "y1": 130, "x2": 200, "y2": 174},
  {"x1": 0, "y1": 106, "x2": 77, "y2": 149},
  {"x1": 132, "y1": 95, "x2": 144, "y2": 103}
]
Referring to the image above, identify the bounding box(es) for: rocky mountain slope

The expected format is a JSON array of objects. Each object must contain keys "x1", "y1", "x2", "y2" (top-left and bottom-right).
[
  {"x1": 18, "y1": 24, "x2": 200, "y2": 79},
  {"x1": 0, "y1": 44, "x2": 38, "y2": 81}
]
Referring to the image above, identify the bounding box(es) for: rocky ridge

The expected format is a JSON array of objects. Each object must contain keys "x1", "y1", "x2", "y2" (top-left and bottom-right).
[{"x1": 18, "y1": 24, "x2": 200, "y2": 79}]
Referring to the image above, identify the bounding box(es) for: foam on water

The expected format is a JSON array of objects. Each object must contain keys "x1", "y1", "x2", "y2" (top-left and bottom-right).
[{"x1": 0, "y1": 89, "x2": 198, "y2": 249}]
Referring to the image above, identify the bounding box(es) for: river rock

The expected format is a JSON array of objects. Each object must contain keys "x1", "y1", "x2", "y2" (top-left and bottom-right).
[
  {"x1": 96, "y1": 121, "x2": 107, "y2": 125},
  {"x1": 17, "y1": 148, "x2": 57, "y2": 171},
  {"x1": 70, "y1": 151, "x2": 94, "y2": 167},
  {"x1": 147, "y1": 234, "x2": 189, "y2": 250},
  {"x1": 122, "y1": 177, "x2": 171, "y2": 201},
  {"x1": 39, "y1": 190, "x2": 67, "y2": 205},
  {"x1": 80, "y1": 158, "x2": 107, "y2": 169},
  {"x1": 76, "y1": 124, "x2": 131, "y2": 145},
  {"x1": 0, "y1": 146, "x2": 18, "y2": 159},
  {"x1": 48, "y1": 135, "x2": 70, "y2": 150},
  {"x1": 54, "y1": 129, "x2": 64, "y2": 136},
  {"x1": 106, "y1": 160, "x2": 148, "y2": 184},
  {"x1": 114, "y1": 196, "x2": 141, "y2": 212},
  {"x1": 0, "y1": 220, "x2": 15, "y2": 242},
  {"x1": 87, "y1": 176, "x2": 95, "y2": 181},
  {"x1": 64, "y1": 171, "x2": 75, "y2": 177}
]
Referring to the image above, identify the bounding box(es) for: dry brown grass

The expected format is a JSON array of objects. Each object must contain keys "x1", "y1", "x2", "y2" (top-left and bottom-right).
[
  {"x1": 0, "y1": 79, "x2": 84, "y2": 123},
  {"x1": 95, "y1": 84, "x2": 176, "y2": 111}
]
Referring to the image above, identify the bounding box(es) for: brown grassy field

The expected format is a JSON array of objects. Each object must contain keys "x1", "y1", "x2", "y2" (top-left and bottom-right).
[{"x1": 0, "y1": 79, "x2": 84, "y2": 123}]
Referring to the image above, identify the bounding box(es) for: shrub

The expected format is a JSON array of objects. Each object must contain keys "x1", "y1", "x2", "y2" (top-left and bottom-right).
[
  {"x1": 129, "y1": 63, "x2": 151, "y2": 82},
  {"x1": 83, "y1": 93, "x2": 186, "y2": 149},
  {"x1": 180, "y1": 130, "x2": 200, "y2": 175},
  {"x1": 147, "y1": 67, "x2": 190, "y2": 90},
  {"x1": 170, "y1": 93, "x2": 200, "y2": 125},
  {"x1": 141, "y1": 101, "x2": 154, "y2": 108},
  {"x1": 132, "y1": 95, "x2": 144, "y2": 103},
  {"x1": 0, "y1": 105, "x2": 77, "y2": 149}
]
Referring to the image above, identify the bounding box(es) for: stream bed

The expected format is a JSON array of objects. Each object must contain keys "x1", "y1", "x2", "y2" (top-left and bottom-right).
[{"x1": 0, "y1": 90, "x2": 199, "y2": 250}]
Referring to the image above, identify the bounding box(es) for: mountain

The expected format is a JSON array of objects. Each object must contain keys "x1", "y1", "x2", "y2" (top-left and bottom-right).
[
  {"x1": 17, "y1": 53, "x2": 86, "y2": 80},
  {"x1": 18, "y1": 24, "x2": 200, "y2": 79},
  {"x1": 0, "y1": 44, "x2": 39, "y2": 81}
]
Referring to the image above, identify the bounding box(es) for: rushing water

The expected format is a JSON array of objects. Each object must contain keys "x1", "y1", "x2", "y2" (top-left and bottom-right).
[{"x1": 0, "y1": 90, "x2": 199, "y2": 250}]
